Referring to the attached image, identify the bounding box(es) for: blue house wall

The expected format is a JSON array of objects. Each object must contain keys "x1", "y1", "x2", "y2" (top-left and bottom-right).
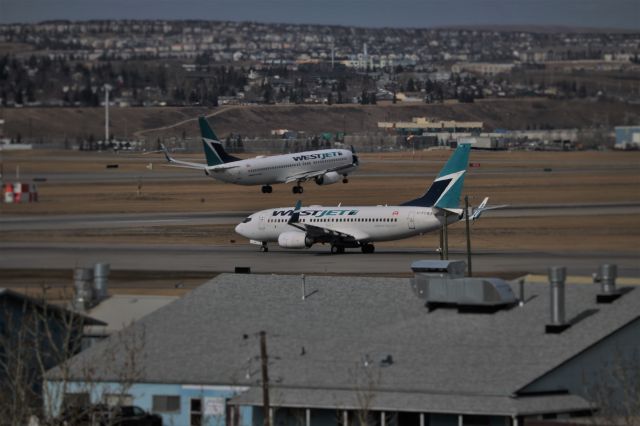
[{"x1": 45, "y1": 381, "x2": 252, "y2": 426}]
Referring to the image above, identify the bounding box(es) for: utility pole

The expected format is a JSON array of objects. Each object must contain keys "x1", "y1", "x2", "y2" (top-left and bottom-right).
[
  {"x1": 465, "y1": 195, "x2": 472, "y2": 277},
  {"x1": 260, "y1": 331, "x2": 270, "y2": 426}
]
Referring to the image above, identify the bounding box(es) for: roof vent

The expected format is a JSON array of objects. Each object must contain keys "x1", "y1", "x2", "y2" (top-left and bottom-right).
[
  {"x1": 595, "y1": 264, "x2": 621, "y2": 304},
  {"x1": 546, "y1": 266, "x2": 571, "y2": 334},
  {"x1": 410, "y1": 260, "x2": 517, "y2": 312}
]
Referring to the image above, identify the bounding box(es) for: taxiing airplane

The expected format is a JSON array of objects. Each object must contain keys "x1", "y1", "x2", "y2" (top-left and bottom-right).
[
  {"x1": 236, "y1": 143, "x2": 492, "y2": 253},
  {"x1": 161, "y1": 117, "x2": 359, "y2": 194}
]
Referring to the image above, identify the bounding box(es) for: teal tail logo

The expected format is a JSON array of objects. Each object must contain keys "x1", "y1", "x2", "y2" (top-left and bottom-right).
[
  {"x1": 198, "y1": 116, "x2": 241, "y2": 166},
  {"x1": 401, "y1": 143, "x2": 471, "y2": 208}
]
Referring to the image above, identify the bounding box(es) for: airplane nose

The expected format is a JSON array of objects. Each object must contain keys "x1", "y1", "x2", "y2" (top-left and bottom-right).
[{"x1": 235, "y1": 223, "x2": 244, "y2": 235}]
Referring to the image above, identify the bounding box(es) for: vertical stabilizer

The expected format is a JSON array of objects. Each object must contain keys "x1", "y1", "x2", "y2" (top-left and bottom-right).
[
  {"x1": 401, "y1": 144, "x2": 471, "y2": 208},
  {"x1": 198, "y1": 116, "x2": 241, "y2": 166}
]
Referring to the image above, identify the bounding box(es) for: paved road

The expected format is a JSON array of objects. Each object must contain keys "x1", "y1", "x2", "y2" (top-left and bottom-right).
[
  {"x1": 1, "y1": 242, "x2": 638, "y2": 277},
  {"x1": 2, "y1": 203, "x2": 639, "y2": 231}
]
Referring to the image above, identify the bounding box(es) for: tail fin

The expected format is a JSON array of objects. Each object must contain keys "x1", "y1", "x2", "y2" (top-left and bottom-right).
[
  {"x1": 401, "y1": 143, "x2": 471, "y2": 208},
  {"x1": 198, "y1": 116, "x2": 241, "y2": 166}
]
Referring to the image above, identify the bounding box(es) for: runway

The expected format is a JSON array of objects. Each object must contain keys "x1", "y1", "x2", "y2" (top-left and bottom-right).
[
  {"x1": 1, "y1": 242, "x2": 638, "y2": 277},
  {"x1": 2, "y1": 203, "x2": 639, "y2": 231}
]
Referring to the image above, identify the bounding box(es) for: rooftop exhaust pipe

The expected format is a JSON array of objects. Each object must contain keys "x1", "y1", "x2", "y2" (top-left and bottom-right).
[
  {"x1": 595, "y1": 264, "x2": 621, "y2": 304},
  {"x1": 546, "y1": 266, "x2": 570, "y2": 334},
  {"x1": 72, "y1": 267, "x2": 94, "y2": 311},
  {"x1": 93, "y1": 262, "x2": 110, "y2": 303}
]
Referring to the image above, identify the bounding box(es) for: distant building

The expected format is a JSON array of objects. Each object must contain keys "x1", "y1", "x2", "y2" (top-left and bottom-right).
[
  {"x1": 451, "y1": 62, "x2": 515, "y2": 75},
  {"x1": 44, "y1": 267, "x2": 640, "y2": 426},
  {"x1": 378, "y1": 117, "x2": 484, "y2": 134},
  {"x1": 615, "y1": 126, "x2": 640, "y2": 149}
]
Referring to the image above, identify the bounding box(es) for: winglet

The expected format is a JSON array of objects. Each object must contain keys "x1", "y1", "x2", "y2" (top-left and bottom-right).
[
  {"x1": 470, "y1": 197, "x2": 508, "y2": 221},
  {"x1": 160, "y1": 143, "x2": 174, "y2": 163},
  {"x1": 288, "y1": 200, "x2": 303, "y2": 224}
]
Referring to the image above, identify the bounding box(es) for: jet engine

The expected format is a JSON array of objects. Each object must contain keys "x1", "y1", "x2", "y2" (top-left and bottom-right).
[
  {"x1": 278, "y1": 232, "x2": 314, "y2": 249},
  {"x1": 315, "y1": 171, "x2": 341, "y2": 186}
]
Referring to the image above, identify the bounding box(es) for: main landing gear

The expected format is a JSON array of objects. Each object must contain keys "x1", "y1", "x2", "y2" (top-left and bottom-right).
[
  {"x1": 330, "y1": 244, "x2": 345, "y2": 254},
  {"x1": 361, "y1": 243, "x2": 375, "y2": 254},
  {"x1": 343, "y1": 175, "x2": 349, "y2": 184},
  {"x1": 260, "y1": 242, "x2": 269, "y2": 252},
  {"x1": 261, "y1": 185, "x2": 273, "y2": 194},
  {"x1": 292, "y1": 185, "x2": 304, "y2": 194}
]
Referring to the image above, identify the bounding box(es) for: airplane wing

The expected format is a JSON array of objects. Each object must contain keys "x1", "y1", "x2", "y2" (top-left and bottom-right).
[
  {"x1": 161, "y1": 144, "x2": 239, "y2": 172},
  {"x1": 283, "y1": 163, "x2": 354, "y2": 184},
  {"x1": 469, "y1": 197, "x2": 508, "y2": 221},
  {"x1": 291, "y1": 222, "x2": 369, "y2": 245},
  {"x1": 287, "y1": 200, "x2": 369, "y2": 244},
  {"x1": 160, "y1": 144, "x2": 208, "y2": 170}
]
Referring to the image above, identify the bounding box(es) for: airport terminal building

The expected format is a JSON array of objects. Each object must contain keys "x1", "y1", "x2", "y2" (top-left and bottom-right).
[{"x1": 44, "y1": 267, "x2": 640, "y2": 426}]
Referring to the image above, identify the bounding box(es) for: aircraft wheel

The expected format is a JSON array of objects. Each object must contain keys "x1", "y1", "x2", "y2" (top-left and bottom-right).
[
  {"x1": 343, "y1": 176, "x2": 349, "y2": 184},
  {"x1": 262, "y1": 185, "x2": 273, "y2": 194},
  {"x1": 266, "y1": 185, "x2": 273, "y2": 193},
  {"x1": 260, "y1": 244, "x2": 269, "y2": 252},
  {"x1": 361, "y1": 243, "x2": 375, "y2": 254},
  {"x1": 330, "y1": 244, "x2": 343, "y2": 254},
  {"x1": 292, "y1": 186, "x2": 299, "y2": 194}
]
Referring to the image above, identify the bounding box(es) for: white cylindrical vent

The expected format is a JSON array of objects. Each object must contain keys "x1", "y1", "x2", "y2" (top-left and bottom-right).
[{"x1": 548, "y1": 266, "x2": 566, "y2": 325}]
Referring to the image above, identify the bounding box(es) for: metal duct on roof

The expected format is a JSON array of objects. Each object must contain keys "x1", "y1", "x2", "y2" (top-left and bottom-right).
[{"x1": 410, "y1": 260, "x2": 517, "y2": 312}]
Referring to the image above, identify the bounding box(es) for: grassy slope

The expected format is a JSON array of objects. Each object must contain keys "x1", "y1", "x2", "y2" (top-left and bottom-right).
[{"x1": 2, "y1": 98, "x2": 640, "y2": 140}]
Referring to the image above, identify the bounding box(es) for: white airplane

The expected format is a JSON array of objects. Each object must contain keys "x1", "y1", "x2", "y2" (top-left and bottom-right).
[
  {"x1": 161, "y1": 117, "x2": 359, "y2": 194},
  {"x1": 236, "y1": 143, "x2": 492, "y2": 254}
]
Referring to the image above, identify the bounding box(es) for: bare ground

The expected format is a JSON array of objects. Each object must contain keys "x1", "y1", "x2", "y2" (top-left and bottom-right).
[{"x1": 1, "y1": 150, "x2": 639, "y2": 254}]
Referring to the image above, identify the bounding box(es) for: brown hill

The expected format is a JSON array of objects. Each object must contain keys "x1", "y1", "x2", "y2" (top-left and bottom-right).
[{"x1": 1, "y1": 98, "x2": 639, "y2": 141}]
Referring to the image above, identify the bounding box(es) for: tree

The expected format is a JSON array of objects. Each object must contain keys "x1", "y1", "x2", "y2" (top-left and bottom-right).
[{"x1": 406, "y1": 78, "x2": 416, "y2": 92}]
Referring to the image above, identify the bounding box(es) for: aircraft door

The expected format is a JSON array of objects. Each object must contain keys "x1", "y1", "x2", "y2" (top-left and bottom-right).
[
  {"x1": 407, "y1": 212, "x2": 416, "y2": 230},
  {"x1": 259, "y1": 216, "x2": 266, "y2": 231}
]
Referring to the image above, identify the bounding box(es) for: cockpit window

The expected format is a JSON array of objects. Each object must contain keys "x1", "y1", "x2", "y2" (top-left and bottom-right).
[{"x1": 242, "y1": 217, "x2": 252, "y2": 223}]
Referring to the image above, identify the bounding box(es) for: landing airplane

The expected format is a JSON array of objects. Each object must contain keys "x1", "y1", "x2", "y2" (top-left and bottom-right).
[
  {"x1": 236, "y1": 143, "x2": 491, "y2": 254},
  {"x1": 161, "y1": 117, "x2": 359, "y2": 194}
]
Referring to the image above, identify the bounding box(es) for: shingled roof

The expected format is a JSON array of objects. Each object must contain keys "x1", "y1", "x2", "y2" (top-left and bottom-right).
[{"x1": 46, "y1": 273, "x2": 640, "y2": 415}]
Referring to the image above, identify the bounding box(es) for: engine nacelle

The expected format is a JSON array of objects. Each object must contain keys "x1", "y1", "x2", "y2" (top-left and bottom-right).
[
  {"x1": 278, "y1": 232, "x2": 314, "y2": 249},
  {"x1": 315, "y1": 171, "x2": 341, "y2": 186}
]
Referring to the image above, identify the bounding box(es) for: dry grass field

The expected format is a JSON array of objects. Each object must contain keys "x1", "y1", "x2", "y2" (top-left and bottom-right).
[{"x1": 1, "y1": 149, "x2": 639, "y2": 255}]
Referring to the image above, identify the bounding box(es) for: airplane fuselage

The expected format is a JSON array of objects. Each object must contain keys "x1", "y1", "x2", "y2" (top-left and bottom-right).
[
  {"x1": 211, "y1": 149, "x2": 356, "y2": 185},
  {"x1": 235, "y1": 205, "x2": 461, "y2": 244}
]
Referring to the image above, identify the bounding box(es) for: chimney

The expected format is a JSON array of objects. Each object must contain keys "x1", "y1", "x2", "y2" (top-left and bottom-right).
[
  {"x1": 93, "y1": 262, "x2": 110, "y2": 303},
  {"x1": 596, "y1": 264, "x2": 621, "y2": 303},
  {"x1": 73, "y1": 267, "x2": 94, "y2": 311},
  {"x1": 546, "y1": 266, "x2": 570, "y2": 334}
]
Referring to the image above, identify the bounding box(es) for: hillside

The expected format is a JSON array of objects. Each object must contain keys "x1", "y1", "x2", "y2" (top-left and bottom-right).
[{"x1": 1, "y1": 98, "x2": 639, "y2": 141}]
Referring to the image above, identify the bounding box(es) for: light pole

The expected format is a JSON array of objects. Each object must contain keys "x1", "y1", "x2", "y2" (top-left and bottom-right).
[{"x1": 104, "y1": 84, "x2": 112, "y2": 144}]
